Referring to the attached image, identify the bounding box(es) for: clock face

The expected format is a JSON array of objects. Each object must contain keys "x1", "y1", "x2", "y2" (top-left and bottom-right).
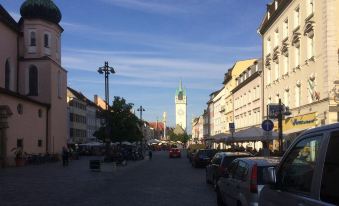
[{"x1": 177, "y1": 109, "x2": 184, "y2": 116}]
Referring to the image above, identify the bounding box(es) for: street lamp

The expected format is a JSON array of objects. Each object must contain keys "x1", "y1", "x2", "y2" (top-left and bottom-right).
[
  {"x1": 97, "y1": 61, "x2": 115, "y2": 157},
  {"x1": 137, "y1": 106, "x2": 145, "y2": 121},
  {"x1": 97, "y1": 61, "x2": 115, "y2": 110}
]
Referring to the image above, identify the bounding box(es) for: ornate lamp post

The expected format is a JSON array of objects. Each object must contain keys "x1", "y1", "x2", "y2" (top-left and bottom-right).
[
  {"x1": 137, "y1": 106, "x2": 145, "y2": 121},
  {"x1": 97, "y1": 62, "x2": 115, "y2": 156},
  {"x1": 97, "y1": 61, "x2": 115, "y2": 110}
]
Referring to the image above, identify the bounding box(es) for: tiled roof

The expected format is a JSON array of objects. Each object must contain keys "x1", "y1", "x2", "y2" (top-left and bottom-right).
[
  {"x1": 149, "y1": 122, "x2": 165, "y2": 130},
  {"x1": 258, "y1": 0, "x2": 293, "y2": 35},
  {"x1": 0, "y1": 5, "x2": 19, "y2": 32}
]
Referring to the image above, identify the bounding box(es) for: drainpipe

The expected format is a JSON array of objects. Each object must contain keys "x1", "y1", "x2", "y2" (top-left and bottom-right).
[
  {"x1": 45, "y1": 108, "x2": 49, "y2": 154},
  {"x1": 16, "y1": 33, "x2": 20, "y2": 93}
]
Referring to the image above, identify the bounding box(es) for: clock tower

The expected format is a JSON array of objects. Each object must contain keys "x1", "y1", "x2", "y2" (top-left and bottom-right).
[{"x1": 175, "y1": 81, "x2": 187, "y2": 131}]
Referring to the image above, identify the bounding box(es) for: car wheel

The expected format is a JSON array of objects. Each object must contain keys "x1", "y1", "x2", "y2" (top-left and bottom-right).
[
  {"x1": 216, "y1": 189, "x2": 226, "y2": 206},
  {"x1": 213, "y1": 177, "x2": 218, "y2": 190},
  {"x1": 206, "y1": 171, "x2": 210, "y2": 184}
]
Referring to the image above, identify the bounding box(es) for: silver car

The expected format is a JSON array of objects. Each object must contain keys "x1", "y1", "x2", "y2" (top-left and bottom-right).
[
  {"x1": 259, "y1": 123, "x2": 339, "y2": 206},
  {"x1": 216, "y1": 157, "x2": 280, "y2": 206}
]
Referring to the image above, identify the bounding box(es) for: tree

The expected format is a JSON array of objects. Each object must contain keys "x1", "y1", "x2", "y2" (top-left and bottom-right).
[
  {"x1": 168, "y1": 130, "x2": 190, "y2": 144},
  {"x1": 94, "y1": 96, "x2": 144, "y2": 143}
]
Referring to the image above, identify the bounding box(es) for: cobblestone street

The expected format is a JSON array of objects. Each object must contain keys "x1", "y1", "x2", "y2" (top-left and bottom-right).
[{"x1": 0, "y1": 151, "x2": 216, "y2": 206}]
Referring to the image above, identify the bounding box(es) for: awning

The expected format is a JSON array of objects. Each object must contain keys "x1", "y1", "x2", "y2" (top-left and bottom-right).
[
  {"x1": 231, "y1": 126, "x2": 280, "y2": 142},
  {"x1": 209, "y1": 133, "x2": 231, "y2": 142}
]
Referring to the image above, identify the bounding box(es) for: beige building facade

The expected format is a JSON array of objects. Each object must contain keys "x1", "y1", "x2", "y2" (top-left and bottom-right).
[
  {"x1": 259, "y1": 0, "x2": 339, "y2": 138},
  {"x1": 223, "y1": 59, "x2": 258, "y2": 133},
  {"x1": 233, "y1": 60, "x2": 262, "y2": 130},
  {"x1": 0, "y1": 1, "x2": 67, "y2": 166}
]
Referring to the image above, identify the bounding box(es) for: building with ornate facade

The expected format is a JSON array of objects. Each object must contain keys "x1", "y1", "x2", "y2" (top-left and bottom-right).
[
  {"x1": 0, "y1": 1, "x2": 67, "y2": 166},
  {"x1": 259, "y1": 0, "x2": 339, "y2": 140},
  {"x1": 233, "y1": 60, "x2": 263, "y2": 131}
]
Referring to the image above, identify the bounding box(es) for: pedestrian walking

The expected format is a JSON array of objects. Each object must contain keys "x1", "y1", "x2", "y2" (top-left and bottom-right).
[
  {"x1": 148, "y1": 150, "x2": 152, "y2": 160},
  {"x1": 62, "y1": 146, "x2": 69, "y2": 167}
]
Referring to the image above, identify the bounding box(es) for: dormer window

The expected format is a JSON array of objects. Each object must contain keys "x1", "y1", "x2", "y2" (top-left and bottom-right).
[
  {"x1": 30, "y1": 31, "x2": 36, "y2": 46},
  {"x1": 267, "y1": 12, "x2": 270, "y2": 20},
  {"x1": 275, "y1": 1, "x2": 278, "y2": 10}
]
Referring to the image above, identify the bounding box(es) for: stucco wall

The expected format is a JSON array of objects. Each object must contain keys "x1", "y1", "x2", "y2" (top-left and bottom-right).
[
  {"x1": 0, "y1": 94, "x2": 47, "y2": 164},
  {"x1": 0, "y1": 22, "x2": 18, "y2": 91}
]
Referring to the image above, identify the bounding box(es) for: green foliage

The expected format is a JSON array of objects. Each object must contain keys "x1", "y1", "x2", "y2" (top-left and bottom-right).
[
  {"x1": 94, "y1": 96, "x2": 144, "y2": 143},
  {"x1": 168, "y1": 130, "x2": 190, "y2": 143}
]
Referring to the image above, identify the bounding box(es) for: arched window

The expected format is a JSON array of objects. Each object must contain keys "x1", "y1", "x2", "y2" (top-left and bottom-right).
[
  {"x1": 30, "y1": 31, "x2": 36, "y2": 46},
  {"x1": 44, "y1": 34, "x2": 49, "y2": 48},
  {"x1": 5, "y1": 59, "x2": 10, "y2": 90},
  {"x1": 29, "y1": 65, "x2": 38, "y2": 96}
]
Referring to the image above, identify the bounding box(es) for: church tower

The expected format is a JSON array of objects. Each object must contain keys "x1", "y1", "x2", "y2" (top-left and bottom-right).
[{"x1": 175, "y1": 81, "x2": 187, "y2": 131}]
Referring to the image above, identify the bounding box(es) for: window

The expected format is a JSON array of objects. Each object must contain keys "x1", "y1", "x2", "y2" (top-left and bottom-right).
[
  {"x1": 38, "y1": 109, "x2": 43, "y2": 118},
  {"x1": 275, "y1": 0, "x2": 278, "y2": 10},
  {"x1": 307, "y1": 0, "x2": 314, "y2": 16},
  {"x1": 17, "y1": 139, "x2": 23, "y2": 148},
  {"x1": 5, "y1": 59, "x2": 10, "y2": 90},
  {"x1": 295, "y1": 44, "x2": 300, "y2": 67},
  {"x1": 267, "y1": 67, "x2": 271, "y2": 85},
  {"x1": 278, "y1": 135, "x2": 322, "y2": 193},
  {"x1": 274, "y1": 61, "x2": 279, "y2": 80},
  {"x1": 283, "y1": 53, "x2": 289, "y2": 75},
  {"x1": 29, "y1": 65, "x2": 38, "y2": 96},
  {"x1": 284, "y1": 90, "x2": 289, "y2": 106},
  {"x1": 294, "y1": 7, "x2": 300, "y2": 28},
  {"x1": 283, "y1": 19, "x2": 289, "y2": 39},
  {"x1": 274, "y1": 29, "x2": 279, "y2": 47},
  {"x1": 321, "y1": 130, "x2": 339, "y2": 205},
  {"x1": 44, "y1": 34, "x2": 49, "y2": 48},
  {"x1": 267, "y1": 37, "x2": 271, "y2": 54},
  {"x1": 295, "y1": 82, "x2": 301, "y2": 107},
  {"x1": 30, "y1": 31, "x2": 36, "y2": 46},
  {"x1": 233, "y1": 161, "x2": 248, "y2": 181},
  {"x1": 17, "y1": 104, "x2": 23, "y2": 115},
  {"x1": 307, "y1": 35, "x2": 314, "y2": 59},
  {"x1": 38, "y1": 140, "x2": 43, "y2": 147}
]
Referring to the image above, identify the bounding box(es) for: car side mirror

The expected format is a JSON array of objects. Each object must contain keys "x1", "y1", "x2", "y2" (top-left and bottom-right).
[{"x1": 264, "y1": 167, "x2": 277, "y2": 184}]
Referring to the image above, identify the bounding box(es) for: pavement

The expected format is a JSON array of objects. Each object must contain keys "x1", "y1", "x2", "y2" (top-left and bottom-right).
[{"x1": 0, "y1": 150, "x2": 216, "y2": 206}]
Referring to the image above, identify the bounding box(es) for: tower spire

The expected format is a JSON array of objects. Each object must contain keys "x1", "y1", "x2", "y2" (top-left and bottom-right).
[{"x1": 179, "y1": 80, "x2": 183, "y2": 91}]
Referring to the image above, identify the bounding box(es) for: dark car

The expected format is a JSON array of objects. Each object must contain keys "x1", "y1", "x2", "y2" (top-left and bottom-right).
[
  {"x1": 206, "y1": 152, "x2": 252, "y2": 188},
  {"x1": 259, "y1": 123, "x2": 339, "y2": 206},
  {"x1": 192, "y1": 149, "x2": 217, "y2": 168}
]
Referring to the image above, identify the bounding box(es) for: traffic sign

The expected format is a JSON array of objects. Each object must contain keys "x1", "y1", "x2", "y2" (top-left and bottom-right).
[
  {"x1": 229, "y1": 123, "x2": 235, "y2": 133},
  {"x1": 262, "y1": 119, "x2": 274, "y2": 131}
]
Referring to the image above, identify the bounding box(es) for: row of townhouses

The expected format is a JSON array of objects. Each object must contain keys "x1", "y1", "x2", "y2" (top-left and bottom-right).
[{"x1": 192, "y1": 0, "x2": 339, "y2": 151}]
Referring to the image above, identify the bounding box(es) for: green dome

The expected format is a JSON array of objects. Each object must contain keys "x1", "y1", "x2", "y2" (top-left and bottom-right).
[{"x1": 20, "y1": 0, "x2": 62, "y2": 24}]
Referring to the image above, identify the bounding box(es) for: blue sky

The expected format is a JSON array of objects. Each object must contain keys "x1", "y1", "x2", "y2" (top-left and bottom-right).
[{"x1": 2, "y1": 0, "x2": 269, "y2": 132}]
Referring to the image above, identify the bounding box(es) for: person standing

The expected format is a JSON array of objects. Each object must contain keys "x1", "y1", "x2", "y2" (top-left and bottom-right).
[
  {"x1": 148, "y1": 150, "x2": 152, "y2": 160},
  {"x1": 62, "y1": 146, "x2": 69, "y2": 167}
]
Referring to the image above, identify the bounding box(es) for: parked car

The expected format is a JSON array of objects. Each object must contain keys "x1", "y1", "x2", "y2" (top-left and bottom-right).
[
  {"x1": 169, "y1": 148, "x2": 181, "y2": 158},
  {"x1": 187, "y1": 144, "x2": 205, "y2": 159},
  {"x1": 216, "y1": 157, "x2": 280, "y2": 206},
  {"x1": 192, "y1": 149, "x2": 217, "y2": 168},
  {"x1": 206, "y1": 152, "x2": 253, "y2": 188},
  {"x1": 259, "y1": 123, "x2": 339, "y2": 206}
]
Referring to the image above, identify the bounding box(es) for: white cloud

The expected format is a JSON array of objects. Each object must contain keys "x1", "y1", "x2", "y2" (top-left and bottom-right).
[{"x1": 99, "y1": 0, "x2": 188, "y2": 14}]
